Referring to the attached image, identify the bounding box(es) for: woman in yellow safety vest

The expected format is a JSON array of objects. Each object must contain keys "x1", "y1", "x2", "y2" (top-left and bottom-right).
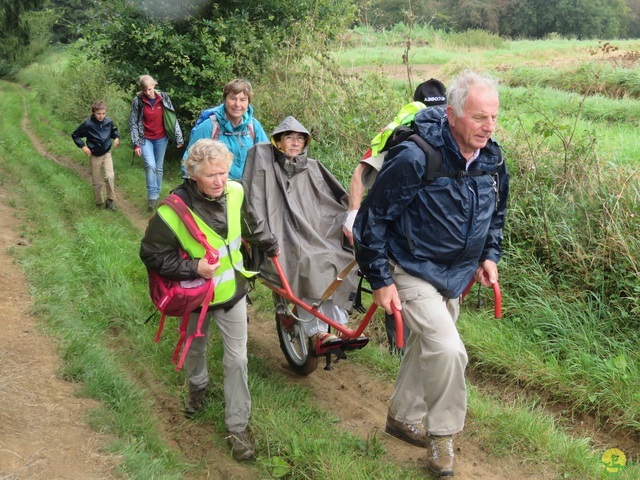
[{"x1": 140, "y1": 139, "x2": 278, "y2": 462}]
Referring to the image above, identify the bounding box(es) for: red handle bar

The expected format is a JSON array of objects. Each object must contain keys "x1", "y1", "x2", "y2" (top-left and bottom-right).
[
  {"x1": 391, "y1": 304, "x2": 403, "y2": 349},
  {"x1": 461, "y1": 277, "x2": 502, "y2": 319}
]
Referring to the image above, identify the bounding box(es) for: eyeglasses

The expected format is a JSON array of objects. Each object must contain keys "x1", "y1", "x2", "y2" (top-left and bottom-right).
[{"x1": 283, "y1": 133, "x2": 306, "y2": 143}]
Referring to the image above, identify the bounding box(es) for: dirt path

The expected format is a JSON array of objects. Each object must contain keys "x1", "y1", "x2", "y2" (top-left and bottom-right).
[
  {"x1": 3, "y1": 85, "x2": 629, "y2": 479},
  {"x1": 0, "y1": 185, "x2": 117, "y2": 479}
]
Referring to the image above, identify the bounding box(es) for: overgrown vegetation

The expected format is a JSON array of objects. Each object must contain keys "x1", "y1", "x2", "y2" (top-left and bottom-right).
[{"x1": 77, "y1": 0, "x2": 356, "y2": 125}]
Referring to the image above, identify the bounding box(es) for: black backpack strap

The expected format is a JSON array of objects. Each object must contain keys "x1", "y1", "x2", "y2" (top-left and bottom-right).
[{"x1": 407, "y1": 134, "x2": 442, "y2": 184}]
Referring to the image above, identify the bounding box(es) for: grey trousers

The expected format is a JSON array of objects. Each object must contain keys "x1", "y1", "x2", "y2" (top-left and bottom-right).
[
  {"x1": 184, "y1": 299, "x2": 250, "y2": 433},
  {"x1": 298, "y1": 298, "x2": 348, "y2": 337},
  {"x1": 387, "y1": 263, "x2": 468, "y2": 436}
]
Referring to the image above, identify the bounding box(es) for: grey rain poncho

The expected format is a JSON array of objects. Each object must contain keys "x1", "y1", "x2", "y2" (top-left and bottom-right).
[{"x1": 241, "y1": 116, "x2": 357, "y2": 311}]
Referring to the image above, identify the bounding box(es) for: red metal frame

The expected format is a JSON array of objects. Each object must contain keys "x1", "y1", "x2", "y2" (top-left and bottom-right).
[
  {"x1": 264, "y1": 256, "x2": 405, "y2": 348},
  {"x1": 263, "y1": 258, "x2": 504, "y2": 351}
]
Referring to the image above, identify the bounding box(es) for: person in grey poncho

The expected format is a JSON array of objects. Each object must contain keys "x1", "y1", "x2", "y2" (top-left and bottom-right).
[{"x1": 241, "y1": 116, "x2": 357, "y2": 352}]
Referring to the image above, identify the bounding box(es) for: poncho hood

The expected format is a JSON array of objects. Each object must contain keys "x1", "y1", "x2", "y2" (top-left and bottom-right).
[{"x1": 270, "y1": 116, "x2": 311, "y2": 150}]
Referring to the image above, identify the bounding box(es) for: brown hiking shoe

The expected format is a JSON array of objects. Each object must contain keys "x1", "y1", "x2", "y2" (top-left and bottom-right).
[
  {"x1": 226, "y1": 430, "x2": 255, "y2": 461},
  {"x1": 427, "y1": 434, "x2": 455, "y2": 477},
  {"x1": 105, "y1": 199, "x2": 117, "y2": 211},
  {"x1": 385, "y1": 414, "x2": 428, "y2": 448},
  {"x1": 184, "y1": 388, "x2": 207, "y2": 418}
]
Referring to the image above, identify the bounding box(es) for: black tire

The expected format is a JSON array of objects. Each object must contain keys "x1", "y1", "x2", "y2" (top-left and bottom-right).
[
  {"x1": 384, "y1": 312, "x2": 409, "y2": 355},
  {"x1": 275, "y1": 312, "x2": 318, "y2": 376}
]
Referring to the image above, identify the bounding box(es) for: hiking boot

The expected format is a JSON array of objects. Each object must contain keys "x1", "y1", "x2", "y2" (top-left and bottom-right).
[
  {"x1": 96, "y1": 203, "x2": 105, "y2": 209},
  {"x1": 148, "y1": 199, "x2": 157, "y2": 212},
  {"x1": 226, "y1": 430, "x2": 255, "y2": 461},
  {"x1": 184, "y1": 388, "x2": 207, "y2": 418},
  {"x1": 385, "y1": 414, "x2": 428, "y2": 448},
  {"x1": 105, "y1": 199, "x2": 116, "y2": 211},
  {"x1": 427, "y1": 434, "x2": 455, "y2": 477}
]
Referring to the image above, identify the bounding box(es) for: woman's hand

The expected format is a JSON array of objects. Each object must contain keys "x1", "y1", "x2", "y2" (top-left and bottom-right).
[
  {"x1": 197, "y1": 258, "x2": 220, "y2": 279},
  {"x1": 134, "y1": 146, "x2": 142, "y2": 156}
]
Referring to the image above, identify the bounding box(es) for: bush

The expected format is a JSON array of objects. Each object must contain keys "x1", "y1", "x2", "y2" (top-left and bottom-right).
[
  {"x1": 80, "y1": 0, "x2": 356, "y2": 133},
  {"x1": 17, "y1": 47, "x2": 130, "y2": 138},
  {"x1": 0, "y1": 9, "x2": 56, "y2": 79},
  {"x1": 445, "y1": 29, "x2": 506, "y2": 50}
]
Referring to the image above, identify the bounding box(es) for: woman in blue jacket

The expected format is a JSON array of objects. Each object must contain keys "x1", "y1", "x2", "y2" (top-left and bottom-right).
[{"x1": 182, "y1": 79, "x2": 268, "y2": 180}]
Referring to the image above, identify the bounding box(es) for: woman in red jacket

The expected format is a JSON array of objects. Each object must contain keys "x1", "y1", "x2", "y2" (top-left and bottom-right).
[{"x1": 129, "y1": 75, "x2": 184, "y2": 211}]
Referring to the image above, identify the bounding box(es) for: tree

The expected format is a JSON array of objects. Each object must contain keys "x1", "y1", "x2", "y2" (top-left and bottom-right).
[
  {"x1": 81, "y1": 0, "x2": 355, "y2": 122},
  {"x1": 357, "y1": 0, "x2": 438, "y2": 27},
  {"x1": 0, "y1": 0, "x2": 47, "y2": 74},
  {"x1": 46, "y1": 0, "x2": 97, "y2": 44},
  {"x1": 448, "y1": 0, "x2": 501, "y2": 32},
  {"x1": 622, "y1": 0, "x2": 640, "y2": 36},
  {"x1": 500, "y1": 0, "x2": 629, "y2": 38},
  {"x1": 1, "y1": 0, "x2": 43, "y2": 42},
  {"x1": 356, "y1": 0, "x2": 635, "y2": 38}
]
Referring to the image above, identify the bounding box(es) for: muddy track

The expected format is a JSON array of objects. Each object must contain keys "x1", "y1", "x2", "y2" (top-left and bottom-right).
[{"x1": 12, "y1": 85, "x2": 638, "y2": 479}]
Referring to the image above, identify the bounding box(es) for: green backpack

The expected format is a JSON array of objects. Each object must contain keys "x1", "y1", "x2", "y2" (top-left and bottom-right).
[{"x1": 161, "y1": 93, "x2": 178, "y2": 143}]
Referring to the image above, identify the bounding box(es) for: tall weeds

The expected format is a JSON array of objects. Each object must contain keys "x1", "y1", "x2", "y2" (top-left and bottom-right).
[
  {"x1": 506, "y1": 89, "x2": 639, "y2": 323},
  {"x1": 254, "y1": 31, "x2": 407, "y2": 182}
]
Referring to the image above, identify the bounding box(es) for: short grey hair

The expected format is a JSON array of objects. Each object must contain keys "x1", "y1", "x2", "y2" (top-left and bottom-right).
[
  {"x1": 183, "y1": 139, "x2": 233, "y2": 178},
  {"x1": 447, "y1": 71, "x2": 499, "y2": 117}
]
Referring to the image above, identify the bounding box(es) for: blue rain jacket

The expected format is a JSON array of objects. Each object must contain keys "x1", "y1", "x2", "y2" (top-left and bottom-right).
[{"x1": 354, "y1": 107, "x2": 509, "y2": 298}]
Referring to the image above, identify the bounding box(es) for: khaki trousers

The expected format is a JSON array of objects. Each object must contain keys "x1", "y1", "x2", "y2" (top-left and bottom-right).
[
  {"x1": 90, "y1": 152, "x2": 115, "y2": 204},
  {"x1": 387, "y1": 262, "x2": 468, "y2": 436},
  {"x1": 184, "y1": 299, "x2": 250, "y2": 433}
]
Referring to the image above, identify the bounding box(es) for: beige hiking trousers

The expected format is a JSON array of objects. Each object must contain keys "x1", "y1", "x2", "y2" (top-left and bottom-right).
[
  {"x1": 387, "y1": 262, "x2": 468, "y2": 436},
  {"x1": 89, "y1": 152, "x2": 115, "y2": 204}
]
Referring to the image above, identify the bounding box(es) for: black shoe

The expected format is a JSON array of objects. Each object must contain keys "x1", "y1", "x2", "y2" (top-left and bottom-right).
[
  {"x1": 105, "y1": 199, "x2": 116, "y2": 211},
  {"x1": 184, "y1": 388, "x2": 207, "y2": 418}
]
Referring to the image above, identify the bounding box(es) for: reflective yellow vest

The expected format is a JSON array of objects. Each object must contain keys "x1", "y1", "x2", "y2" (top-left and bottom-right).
[{"x1": 157, "y1": 181, "x2": 256, "y2": 306}]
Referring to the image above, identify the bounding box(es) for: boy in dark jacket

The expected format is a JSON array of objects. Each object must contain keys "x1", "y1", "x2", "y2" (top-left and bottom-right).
[{"x1": 72, "y1": 100, "x2": 120, "y2": 210}]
